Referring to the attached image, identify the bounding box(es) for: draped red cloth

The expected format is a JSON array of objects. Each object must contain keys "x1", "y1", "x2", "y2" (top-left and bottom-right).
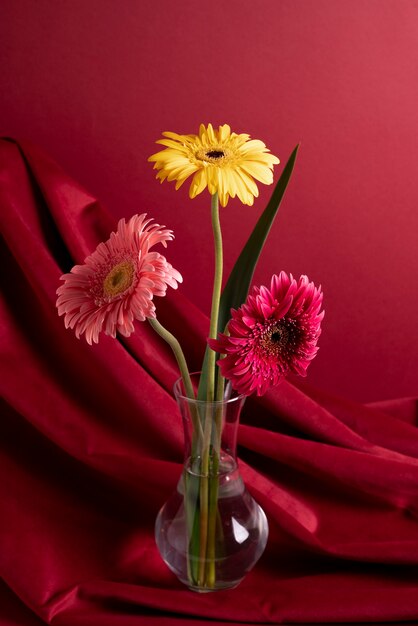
[{"x1": 1, "y1": 138, "x2": 418, "y2": 626}]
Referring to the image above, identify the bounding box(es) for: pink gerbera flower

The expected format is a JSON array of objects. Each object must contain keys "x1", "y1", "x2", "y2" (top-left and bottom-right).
[
  {"x1": 209, "y1": 272, "x2": 324, "y2": 396},
  {"x1": 56, "y1": 214, "x2": 182, "y2": 344}
]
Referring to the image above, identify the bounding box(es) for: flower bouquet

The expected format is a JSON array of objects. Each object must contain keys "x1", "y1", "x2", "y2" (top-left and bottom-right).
[{"x1": 56, "y1": 124, "x2": 324, "y2": 592}]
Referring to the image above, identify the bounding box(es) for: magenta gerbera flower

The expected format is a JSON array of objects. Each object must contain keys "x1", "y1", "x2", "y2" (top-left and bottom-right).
[
  {"x1": 209, "y1": 272, "x2": 324, "y2": 396},
  {"x1": 56, "y1": 214, "x2": 182, "y2": 344}
]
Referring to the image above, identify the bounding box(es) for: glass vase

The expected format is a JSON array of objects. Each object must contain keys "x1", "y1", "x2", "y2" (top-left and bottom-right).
[{"x1": 155, "y1": 373, "x2": 268, "y2": 592}]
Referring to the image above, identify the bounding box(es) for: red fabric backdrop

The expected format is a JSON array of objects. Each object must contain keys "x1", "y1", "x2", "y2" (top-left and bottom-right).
[
  {"x1": 1, "y1": 139, "x2": 418, "y2": 624},
  {"x1": 1, "y1": 0, "x2": 418, "y2": 403}
]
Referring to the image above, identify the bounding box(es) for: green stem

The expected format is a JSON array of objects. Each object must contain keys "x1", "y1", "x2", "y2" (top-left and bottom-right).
[
  {"x1": 148, "y1": 317, "x2": 205, "y2": 443},
  {"x1": 206, "y1": 192, "x2": 223, "y2": 402},
  {"x1": 215, "y1": 324, "x2": 229, "y2": 404},
  {"x1": 197, "y1": 192, "x2": 224, "y2": 587},
  {"x1": 206, "y1": 453, "x2": 219, "y2": 587},
  {"x1": 206, "y1": 399, "x2": 223, "y2": 586},
  {"x1": 206, "y1": 354, "x2": 228, "y2": 584},
  {"x1": 148, "y1": 317, "x2": 195, "y2": 400},
  {"x1": 148, "y1": 317, "x2": 206, "y2": 587},
  {"x1": 215, "y1": 364, "x2": 225, "y2": 404}
]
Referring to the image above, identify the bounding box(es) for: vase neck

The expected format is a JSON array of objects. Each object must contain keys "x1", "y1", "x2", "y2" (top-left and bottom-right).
[{"x1": 174, "y1": 376, "x2": 245, "y2": 476}]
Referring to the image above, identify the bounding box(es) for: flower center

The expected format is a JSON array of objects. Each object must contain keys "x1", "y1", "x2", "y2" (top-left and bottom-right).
[
  {"x1": 206, "y1": 150, "x2": 225, "y2": 159},
  {"x1": 103, "y1": 260, "x2": 135, "y2": 298},
  {"x1": 257, "y1": 320, "x2": 296, "y2": 358},
  {"x1": 196, "y1": 146, "x2": 231, "y2": 164}
]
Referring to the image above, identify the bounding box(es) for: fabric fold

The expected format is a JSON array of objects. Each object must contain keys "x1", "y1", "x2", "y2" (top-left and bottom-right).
[{"x1": 1, "y1": 138, "x2": 417, "y2": 625}]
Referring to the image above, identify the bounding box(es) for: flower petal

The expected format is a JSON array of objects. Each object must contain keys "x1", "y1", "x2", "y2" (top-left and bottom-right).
[{"x1": 149, "y1": 123, "x2": 280, "y2": 206}]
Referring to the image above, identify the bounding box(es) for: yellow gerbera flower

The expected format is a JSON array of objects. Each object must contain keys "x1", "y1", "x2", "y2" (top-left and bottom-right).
[{"x1": 148, "y1": 123, "x2": 280, "y2": 207}]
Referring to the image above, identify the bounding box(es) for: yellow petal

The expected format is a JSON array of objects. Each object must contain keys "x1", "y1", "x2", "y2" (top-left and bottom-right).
[
  {"x1": 163, "y1": 131, "x2": 196, "y2": 142},
  {"x1": 238, "y1": 139, "x2": 268, "y2": 154},
  {"x1": 240, "y1": 161, "x2": 274, "y2": 185},
  {"x1": 236, "y1": 167, "x2": 259, "y2": 197},
  {"x1": 231, "y1": 170, "x2": 252, "y2": 205},
  {"x1": 217, "y1": 169, "x2": 229, "y2": 207},
  {"x1": 189, "y1": 168, "x2": 207, "y2": 198},
  {"x1": 155, "y1": 138, "x2": 189, "y2": 152},
  {"x1": 223, "y1": 168, "x2": 237, "y2": 198},
  {"x1": 206, "y1": 123, "x2": 216, "y2": 143},
  {"x1": 173, "y1": 165, "x2": 199, "y2": 188},
  {"x1": 218, "y1": 124, "x2": 231, "y2": 142}
]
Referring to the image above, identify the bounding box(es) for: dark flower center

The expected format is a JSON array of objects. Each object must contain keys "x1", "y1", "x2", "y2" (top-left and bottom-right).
[
  {"x1": 267, "y1": 323, "x2": 290, "y2": 351},
  {"x1": 206, "y1": 150, "x2": 225, "y2": 159},
  {"x1": 256, "y1": 319, "x2": 301, "y2": 362},
  {"x1": 196, "y1": 146, "x2": 231, "y2": 164}
]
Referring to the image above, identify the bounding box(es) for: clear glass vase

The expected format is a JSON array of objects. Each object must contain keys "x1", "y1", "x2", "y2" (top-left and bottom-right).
[{"x1": 155, "y1": 373, "x2": 268, "y2": 592}]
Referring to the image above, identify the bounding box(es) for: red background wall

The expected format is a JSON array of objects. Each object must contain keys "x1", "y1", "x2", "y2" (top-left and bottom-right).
[{"x1": 1, "y1": 0, "x2": 417, "y2": 403}]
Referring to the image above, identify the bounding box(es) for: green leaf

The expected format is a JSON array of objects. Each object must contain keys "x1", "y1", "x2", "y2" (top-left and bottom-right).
[
  {"x1": 198, "y1": 144, "x2": 300, "y2": 400},
  {"x1": 218, "y1": 143, "x2": 299, "y2": 332}
]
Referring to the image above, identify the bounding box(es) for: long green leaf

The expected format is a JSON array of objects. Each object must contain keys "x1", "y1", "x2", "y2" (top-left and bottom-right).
[
  {"x1": 218, "y1": 143, "x2": 299, "y2": 332},
  {"x1": 198, "y1": 144, "x2": 299, "y2": 400}
]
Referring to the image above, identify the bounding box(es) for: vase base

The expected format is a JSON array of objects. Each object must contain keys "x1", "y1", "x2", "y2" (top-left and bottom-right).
[{"x1": 185, "y1": 579, "x2": 243, "y2": 593}]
